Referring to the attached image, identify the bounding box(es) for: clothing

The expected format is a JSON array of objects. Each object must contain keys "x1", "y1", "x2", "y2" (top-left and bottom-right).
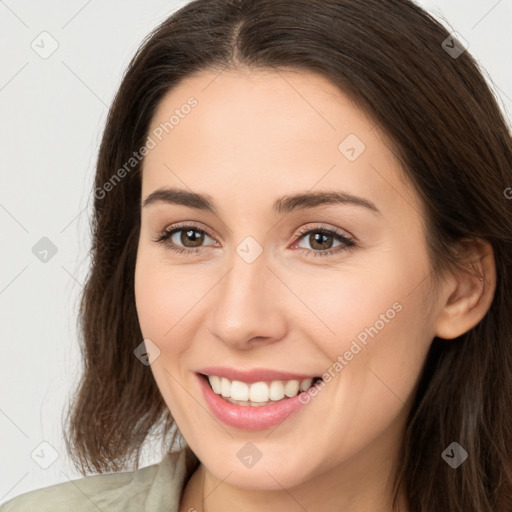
[{"x1": 0, "y1": 446, "x2": 198, "y2": 511}]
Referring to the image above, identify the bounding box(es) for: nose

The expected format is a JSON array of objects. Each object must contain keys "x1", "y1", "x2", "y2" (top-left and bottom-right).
[{"x1": 207, "y1": 245, "x2": 288, "y2": 350}]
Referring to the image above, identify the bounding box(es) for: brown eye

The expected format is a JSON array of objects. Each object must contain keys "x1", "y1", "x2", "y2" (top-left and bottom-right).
[
  {"x1": 153, "y1": 223, "x2": 355, "y2": 258},
  {"x1": 177, "y1": 228, "x2": 205, "y2": 248},
  {"x1": 294, "y1": 226, "x2": 355, "y2": 258},
  {"x1": 306, "y1": 232, "x2": 335, "y2": 250},
  {"x1": 153, "y1": 224, "x2": 217, "y2": 254}
]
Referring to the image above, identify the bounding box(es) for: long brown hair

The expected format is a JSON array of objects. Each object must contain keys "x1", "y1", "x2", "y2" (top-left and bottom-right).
[{"x1": 64, "y1": 1, "x2": 512, "y2": 510}]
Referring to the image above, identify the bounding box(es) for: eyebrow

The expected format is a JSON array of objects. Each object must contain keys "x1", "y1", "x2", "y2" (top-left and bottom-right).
[{"x1": 142, "y1": 187, "x2": 381, "y2": 215}]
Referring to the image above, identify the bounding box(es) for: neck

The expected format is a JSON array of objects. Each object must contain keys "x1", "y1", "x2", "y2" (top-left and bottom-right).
[
  {"x1": 179, "y1": 435, "x2": 408, "y2": 512},
  {"x1": 179, "y1": 404, "x2": 410, "y2": 512}
]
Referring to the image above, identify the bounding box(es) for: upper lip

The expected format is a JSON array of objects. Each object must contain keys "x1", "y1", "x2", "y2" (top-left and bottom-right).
[{"x1": 198, "y1": 366, "x2": 320, "y2": 383}]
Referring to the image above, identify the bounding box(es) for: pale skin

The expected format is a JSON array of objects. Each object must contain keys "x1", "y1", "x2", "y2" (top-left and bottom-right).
[{"x1": 134, "y1": 67, "x2": 496, "y2": 512}]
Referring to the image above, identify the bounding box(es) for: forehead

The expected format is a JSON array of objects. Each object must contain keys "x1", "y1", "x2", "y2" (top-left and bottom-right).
[{"x1": 141, "y1": 68, "x2": 422, "y2": 220}]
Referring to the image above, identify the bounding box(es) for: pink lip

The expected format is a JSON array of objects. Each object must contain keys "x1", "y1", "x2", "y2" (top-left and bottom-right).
[
  {"x1": 197, "y1": 366, "x2": 320, "y2": 383},
  {"x1": 197, "y1": 373, "x2": 313, "y2": 430}
]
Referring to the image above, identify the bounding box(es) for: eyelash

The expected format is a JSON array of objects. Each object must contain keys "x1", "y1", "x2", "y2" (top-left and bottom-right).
[{"x1": 152, "y1": 222, "x2": 356, "y2": 258}]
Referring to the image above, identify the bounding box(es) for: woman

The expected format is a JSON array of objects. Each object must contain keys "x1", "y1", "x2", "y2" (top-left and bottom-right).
[{"x1": 2, "y1": 0, "x2": 511, "y2": 510}]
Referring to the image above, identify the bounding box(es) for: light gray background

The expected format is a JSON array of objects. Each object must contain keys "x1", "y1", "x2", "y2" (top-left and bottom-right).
[{"x1": 1, "y1": 0, "x2": 511, "y2": 504}]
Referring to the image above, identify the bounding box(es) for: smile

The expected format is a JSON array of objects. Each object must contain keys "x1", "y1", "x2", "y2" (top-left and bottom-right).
[
  {"x1": 206, "y1": 375, "x2": 322, "y2": 405},
  {"x1": 196, "y1": 367, "x2": 324, "y2": 430}
]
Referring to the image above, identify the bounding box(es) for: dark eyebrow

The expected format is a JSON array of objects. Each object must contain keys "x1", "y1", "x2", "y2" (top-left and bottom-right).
[
  {"x1": 142, "y1": 187, "x2": 381, "y2": 215},
  {"x1": 142, "y1": 188, "x2": 218, "y2": 213},
  {"x1": 274, "y1": 190, "x2": 380, "y2": 215}
]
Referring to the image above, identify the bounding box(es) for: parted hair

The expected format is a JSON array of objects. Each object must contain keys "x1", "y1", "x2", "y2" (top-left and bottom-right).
[{"x1": 64, "y1": 1, "x2": 512, "y2": 510}]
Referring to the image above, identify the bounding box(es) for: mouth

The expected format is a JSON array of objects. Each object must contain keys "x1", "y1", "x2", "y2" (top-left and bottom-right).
[
  {"x1": 194, "y1": 366, "x2": 326, "y2": 429},
  {"x1": 199, "y1": 373, "x2": 323, "y2": 407},
  {"x1": 195, "y1": 370, "x2": 324, "y2": 430}
]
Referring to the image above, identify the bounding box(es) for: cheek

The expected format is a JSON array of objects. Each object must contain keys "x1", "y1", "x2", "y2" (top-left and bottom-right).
[
  {"x1": 285, "y1": 246, "x2": 433, "y2": 391},
  {"x1": 134, "y1": 247, "x2": 177, "y2": 344},
  {"x1": 134, "y1": 262, "x2": 168, "y2": 341},
  {"x1": 283, "y1": 258, "x2": 417, "y2": 355},
  {"x1": 134, "y1": 249, "x2": 215, "y2": 354},
  {"x1": 286, "y1": 254, "x2": 433, "y2": 459},
  {"x1": 134, "y1": 253, "x2": 199, "y2": 413}
]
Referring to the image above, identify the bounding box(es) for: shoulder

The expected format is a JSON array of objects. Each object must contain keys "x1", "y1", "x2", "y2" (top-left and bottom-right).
[{"x1": 0, "y1": 448, "x2": 196, "y2": 512}]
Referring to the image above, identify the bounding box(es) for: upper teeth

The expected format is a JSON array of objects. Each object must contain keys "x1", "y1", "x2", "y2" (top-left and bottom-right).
[{"x1": 207, "y1": 376, "x2": 315, "y2": 403}]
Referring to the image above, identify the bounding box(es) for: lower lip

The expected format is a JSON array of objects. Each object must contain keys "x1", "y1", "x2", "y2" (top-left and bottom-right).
[{"x1": 197, "y1": 374, "x2": 310, "y2": 430}]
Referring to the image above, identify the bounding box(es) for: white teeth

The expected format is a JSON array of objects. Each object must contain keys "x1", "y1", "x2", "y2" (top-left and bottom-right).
[
  {"x1": 209, "y1": 375, "x2": 221, "y2": 394},
  {"x1": 220, "y1": 377, "x2": 231, "y2": 398},
  {"x1": 269, "y1": 380, "x2": 285, "y2": 401},
  {"x1": 207, "y1": 375, "x2": 318, "y2": 404},
  {"x1": 249, "y1": 381, "x2": 270, "y2": 402},
  {"x1": 299, "y1": 378, "x2": 313, "y2": 392},
  {"x1": 284, "y1": 380, "x2": 300, "y2": 397},
  {"x1": 231, "y1": 380, "x2": 249, "y2": 401}
]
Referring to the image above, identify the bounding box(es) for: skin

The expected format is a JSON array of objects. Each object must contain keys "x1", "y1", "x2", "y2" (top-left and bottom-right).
[{"x1": 134, "y1": 68, "x2": 496, "y2": 512}]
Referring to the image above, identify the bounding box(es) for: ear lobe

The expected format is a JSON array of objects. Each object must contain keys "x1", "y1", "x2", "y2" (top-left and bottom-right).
[{"x1": 434, "y1": 239, "x2": 496, "y2": 340}]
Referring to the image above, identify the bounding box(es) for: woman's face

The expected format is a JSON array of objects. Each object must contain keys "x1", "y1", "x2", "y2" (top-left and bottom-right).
[{"x1": 134, "y1": 68, "x2": 442, "y2": 495}]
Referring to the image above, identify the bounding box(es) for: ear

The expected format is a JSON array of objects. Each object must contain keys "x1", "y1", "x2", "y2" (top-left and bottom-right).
[{"x1": 434, "y1": 238, "x2": 496, "y2": 340}]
